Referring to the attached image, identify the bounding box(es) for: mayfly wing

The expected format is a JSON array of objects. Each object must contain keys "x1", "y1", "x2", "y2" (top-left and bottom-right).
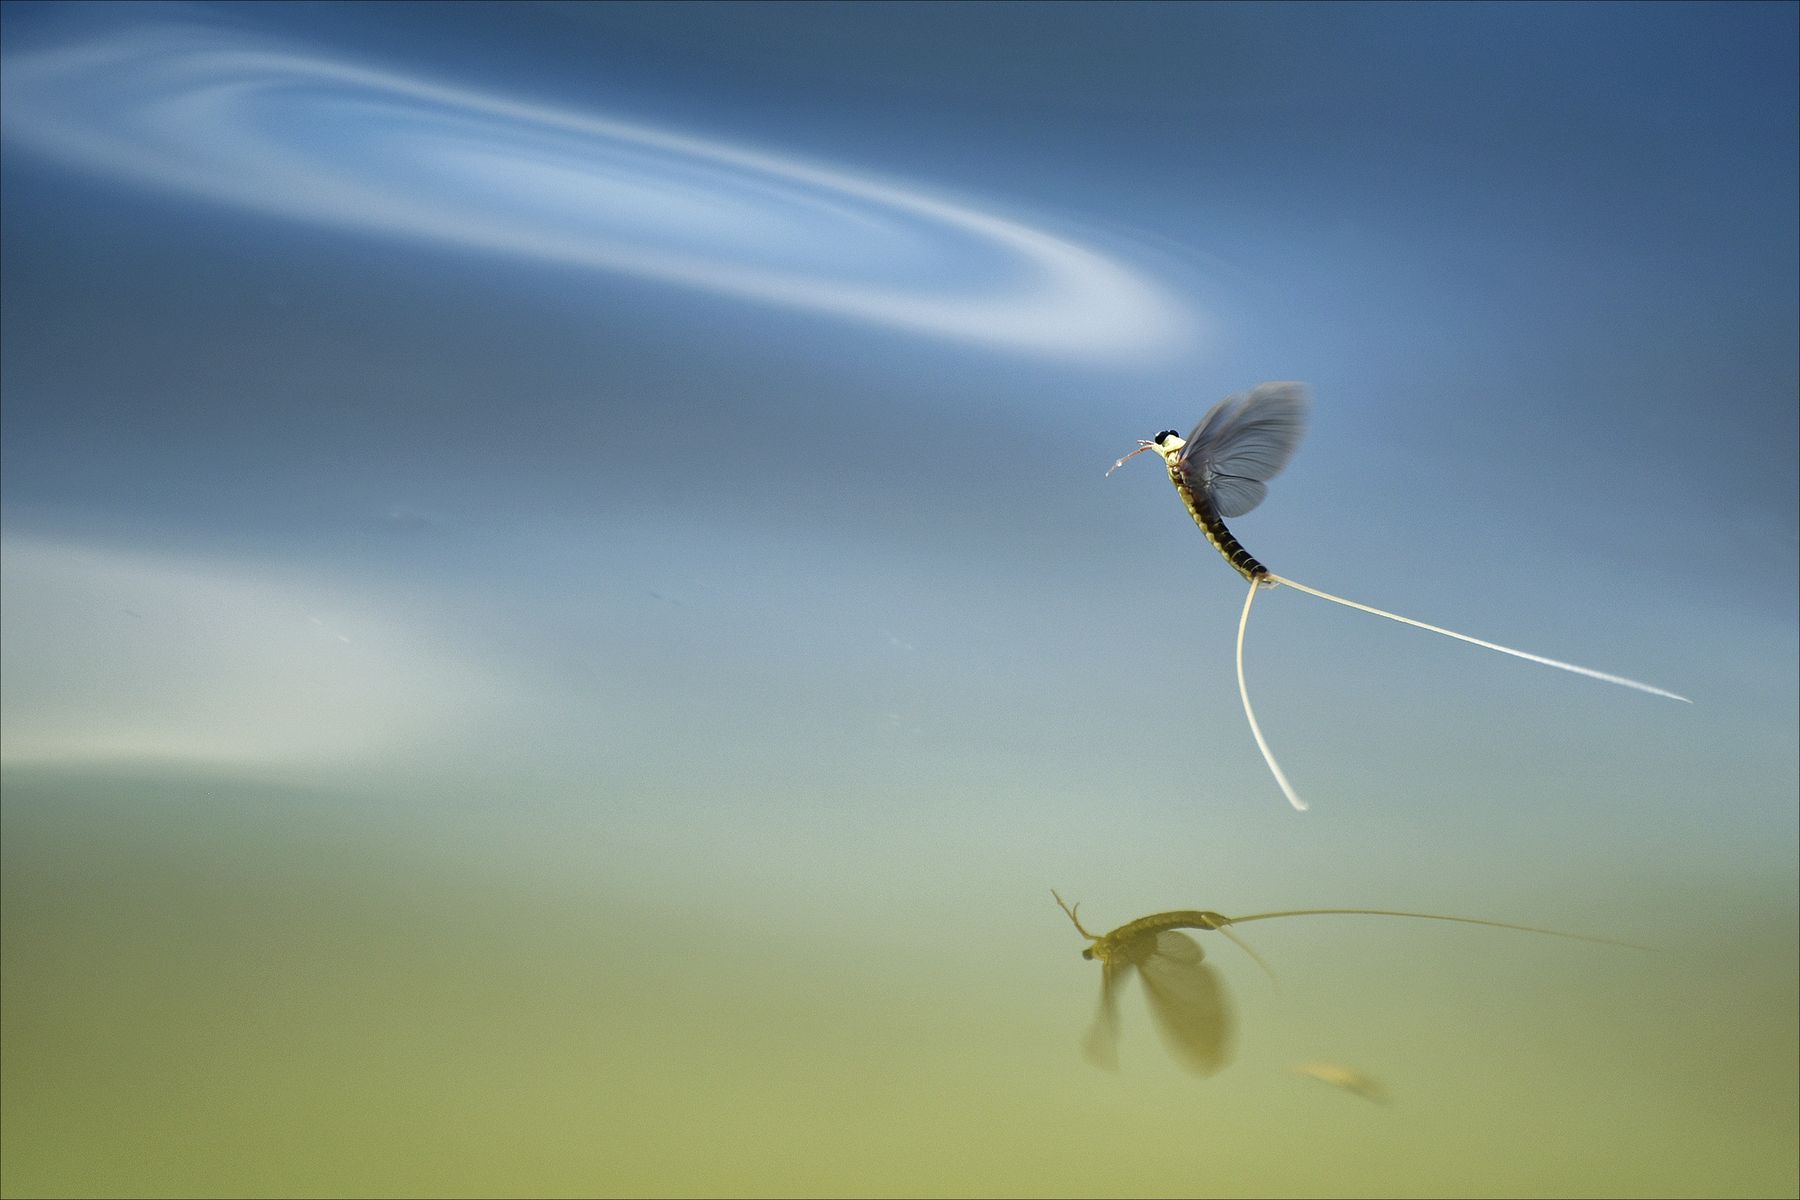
[
  {"x1": 1180, "y1": 382, "x2": 1311, "y2": 518},
  {"x1": 1082, "y1": 957, "x2": 1133, "y2": 1071},
  {"x1": 1131, "y1": 930, "x2": 1235, "y2": 1077}
]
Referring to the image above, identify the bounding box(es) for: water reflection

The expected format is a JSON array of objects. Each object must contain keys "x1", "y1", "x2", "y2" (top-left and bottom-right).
[{"x1": 1053, "y1": 891, "x2": 1642, "y2": 1078}]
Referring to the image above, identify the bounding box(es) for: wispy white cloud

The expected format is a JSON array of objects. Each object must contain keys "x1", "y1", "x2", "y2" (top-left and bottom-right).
[
  {"x1": 0, "y1": 18, "x2": 1199, "y2": 359},
  {"x1": 0, "y1": 534, "x2": 501, "y2": 768}
]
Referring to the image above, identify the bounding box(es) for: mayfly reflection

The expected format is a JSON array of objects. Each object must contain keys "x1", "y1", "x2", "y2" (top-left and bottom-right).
[
  {"x1": 1108, "y1": 382, "x2": 1689, "y2": 812},
  {"x1": 1051, "y1": 889, "x2": 1641, "y2": 1077}
]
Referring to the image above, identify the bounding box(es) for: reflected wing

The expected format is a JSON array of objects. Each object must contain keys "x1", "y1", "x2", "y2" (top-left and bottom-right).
[
  {"x1": 1082, "y1": 958, "x2": 1133, "y2": 1071},
  {"x1": 1134, "y1": 931, "x2": 1234, "y2": 1077},
  {"x1": 1178, "y1": 382, "x2": 1310, "y2": 518}
]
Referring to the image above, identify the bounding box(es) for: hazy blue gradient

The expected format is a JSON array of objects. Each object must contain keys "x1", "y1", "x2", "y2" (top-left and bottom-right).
[{"x1": 3, "y1": 2, "x2": 1795, "y2": 1196}]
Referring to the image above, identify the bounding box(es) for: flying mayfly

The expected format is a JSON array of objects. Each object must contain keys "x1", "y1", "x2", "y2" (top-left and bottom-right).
[
  {"x1": 1107, "y1": 382, "x2": 1689, "y2": 811},
  {"x1": 1051, "y1": 889, "x2": 1641, "y2": 1077}
]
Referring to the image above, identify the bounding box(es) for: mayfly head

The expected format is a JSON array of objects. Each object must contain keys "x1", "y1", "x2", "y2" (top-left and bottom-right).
[{"x1": 1105, "y1": 429, "x2": 1185, "y2": 476}]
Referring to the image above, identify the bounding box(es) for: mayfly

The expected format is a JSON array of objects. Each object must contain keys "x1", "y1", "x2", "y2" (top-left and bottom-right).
[
  {"x1": 1051, "y1": 889, "x2": 1641, "y2": 1077},
  {"x1": 1107, "y1": 382, "x2": 1689, "y2": 812}
]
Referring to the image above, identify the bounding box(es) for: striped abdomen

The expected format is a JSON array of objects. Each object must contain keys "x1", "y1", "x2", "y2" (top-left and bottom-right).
[
  {"x1": 1170, "y1": 471, "x2": 1267, "y2": 581},
  {"x1": 1100, "y1": 910, "x2": 1230, "y2": 952}
]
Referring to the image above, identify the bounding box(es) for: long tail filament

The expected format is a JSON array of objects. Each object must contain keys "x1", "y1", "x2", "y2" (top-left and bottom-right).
[
  {"x1": 1238, "y1": 576, "x2": 1307, "y2": 812},
  {"x1": 1266, "y1": 575, "x2": 1690, "y2": 703},
  {"x1": 1222, "y1": 906, "x2": 1650, "y2": 950}
]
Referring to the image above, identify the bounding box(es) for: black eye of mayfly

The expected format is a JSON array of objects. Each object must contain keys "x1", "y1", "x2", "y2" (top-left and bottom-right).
[{"x1": 1154, "y1": 430, "x2": 1177, "y2": 444}]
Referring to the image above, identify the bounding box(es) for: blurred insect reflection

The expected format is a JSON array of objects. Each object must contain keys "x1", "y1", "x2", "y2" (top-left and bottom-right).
[
  {"x1": 1292, "y1": 1060, "x2": 1390, "y2": 1104},
  {"x1": 1053, "y1": 893, "x2": 1234, "y2": 1075},
  {"x1": 1108, "y1": 382, "x2": 1690, "y2": 813},
  {"x1": 1052, "y1": 890, "x2": 1641, "y2": 1076}
]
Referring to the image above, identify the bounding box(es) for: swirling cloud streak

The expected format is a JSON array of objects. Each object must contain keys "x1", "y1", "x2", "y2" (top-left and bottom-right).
[{"x1": 1, "y1": 19, "x2": 1197, "y2": 358}]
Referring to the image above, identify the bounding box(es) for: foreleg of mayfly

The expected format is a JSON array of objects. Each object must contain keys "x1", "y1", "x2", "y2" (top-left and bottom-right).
[
  {"x1": 1052, "y1": 889, "x2": 1100, "y2": 941},
  {"x1": 1105, "y1": 441, "x2": 1158, "y2": 476},
  {"x1": 1266, "y1": 574, "x2": 1691, "y2": 704},
  {"x1": 1238, "y1": 575, "x2": 1308, "y2": 812}
]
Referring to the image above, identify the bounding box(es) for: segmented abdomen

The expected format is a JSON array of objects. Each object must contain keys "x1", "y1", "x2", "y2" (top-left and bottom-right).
[
  {"x1": 1101, "y1": 910, "x2": 1230, "y2": 953},
  {"x1": 1172, "y1": 473, "x2": 1267, "y2": 581}
]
